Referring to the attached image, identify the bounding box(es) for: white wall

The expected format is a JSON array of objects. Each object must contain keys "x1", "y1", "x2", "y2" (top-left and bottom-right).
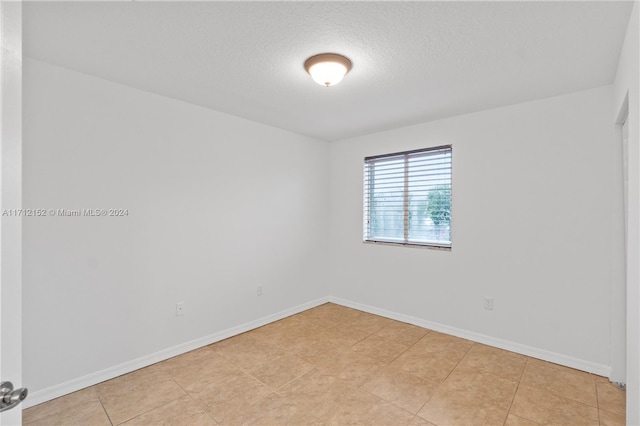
[
  {"x1": 612, "y1": 2, "x2": 639, "y2": 424},
  {"x1": 329, "y1": 86, "x2": 618, "y2": 373},
  {"x1": 22, "y1": 59, "x2": 330, "y2": 397}
]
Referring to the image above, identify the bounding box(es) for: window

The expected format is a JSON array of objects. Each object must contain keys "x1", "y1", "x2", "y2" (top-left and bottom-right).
[{"x1": 363, "y1": 145, "x2": 452, "y2": 248}]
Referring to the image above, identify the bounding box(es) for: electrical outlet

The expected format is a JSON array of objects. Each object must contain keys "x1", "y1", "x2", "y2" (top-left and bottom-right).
[
  {"x1": 176, "y1": 302, "x2": 185, "y2": 316},
  {"x1": 257, "y1": 285, "x2": 263, "y2": 296},
  {"x1": 484, "y1": 297, "x2": 494, "y2": 311}
]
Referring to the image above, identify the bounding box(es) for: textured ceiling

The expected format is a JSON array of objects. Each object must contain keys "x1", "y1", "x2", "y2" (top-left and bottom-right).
[{"x1": 24, "y1": 1, "x2": 633, "y2": 141}]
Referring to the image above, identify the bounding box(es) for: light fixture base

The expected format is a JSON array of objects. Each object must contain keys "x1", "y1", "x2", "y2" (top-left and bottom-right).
[{"x1": 304, "y1": 53, "x2": 352, "y2": 87}]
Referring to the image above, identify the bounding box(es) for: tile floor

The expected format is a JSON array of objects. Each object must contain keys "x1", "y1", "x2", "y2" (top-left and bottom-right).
[{"x1": 23, "y1": 303, "x2": 626, "y2": 425}]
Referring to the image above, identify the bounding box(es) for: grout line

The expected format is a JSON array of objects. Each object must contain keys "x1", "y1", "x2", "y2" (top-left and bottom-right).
[
  {"x1": 120, "y1": 377, "x2": 186, "y2": 425},
  {"x1": 97, "y1": 396, "x2": 114, "y2": 426},
  {"x1": 173, "y1": 378, "x2": 219, "y2": 425},
  {"x1": 172, "y1": 359, "x2": 261, "y2": 425},
  {"x1": 414, "y1": 401, "x2": 430, "y2": 423},
  {"x1": 439, "y1": 341, "x2": 474, "y2": 384},
  {"x1": 513, "y1": 358, "x2": 603, "y2": 423},
  {"x1": 410, "y1": 344, "x2": 477, "y2": 421},
  {"x1": 94, "y1": 387, "x2": 115, "y2": 426},
  {"x1": 408, "y1": 414, "x2": 418, "y2": 425},
  {"x1": 272, "y1": 367, "x2": 319, "y2": 397},
  {"x1": 514, "y1": 366, "x2": 600, "y2": 409},
  {"x1": 383, "y1": 329, "x2": 432, "y2": 367},
  {"x1": 371, "y1": 330, "x2": 451, "y2": 424},
  {"x1": 271, "y1": 365, "x2": 316, "y2": 393},
  {"x1": 408, "y1": 338, "x2": 441, "y2": 417},
  {"x1": 503, "y1": 357, "x2": 528, "y2": 426}
]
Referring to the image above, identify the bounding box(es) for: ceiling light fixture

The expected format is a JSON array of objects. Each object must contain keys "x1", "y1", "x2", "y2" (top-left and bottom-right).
[{"x1": 304, "y1": 53, "x2": 352, "y2": 87}]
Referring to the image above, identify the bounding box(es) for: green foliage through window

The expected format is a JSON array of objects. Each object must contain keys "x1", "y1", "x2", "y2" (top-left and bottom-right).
[{"x1": 422, "y1": 185, "x2": 451, "y2": 226}]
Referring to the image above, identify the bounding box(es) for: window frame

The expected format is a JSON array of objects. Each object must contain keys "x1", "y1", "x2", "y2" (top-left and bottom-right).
[{"x1": 363, "y1": 145, "x2": 452, "y2": 250}]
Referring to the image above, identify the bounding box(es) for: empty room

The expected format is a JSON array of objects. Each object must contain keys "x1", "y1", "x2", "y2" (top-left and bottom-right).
[{"x1": 0, "y1": 1, "x2": 639, "y2": 425}]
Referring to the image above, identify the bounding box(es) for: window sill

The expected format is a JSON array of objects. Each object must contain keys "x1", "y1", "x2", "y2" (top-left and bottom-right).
[{"x1": 363, "y1": 240, "x2": 451, "y2": 251}]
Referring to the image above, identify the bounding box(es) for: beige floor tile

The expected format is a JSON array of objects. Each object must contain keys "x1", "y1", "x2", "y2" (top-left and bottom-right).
[
  {"x1": 510, "y1": 384, "x2": 599, "y2": 425},
  {"x1": 317, "y1": 325, "x2": 371, "y2": 347},
  {"x1": 596, "y1": 381, "x2": 625, "y2": 416},
  {"x1": 309, "y1": 302, "x2": 357, "y2": 317},
  {"x1": 416, "y1": 368, "x2": 515, "y2": 425},
  {"x1": 121, "y1": 395, "x2": 216, "y2": 425},
  {"x1": 188, "y1": 370, "x2": 270, "y2": 424},
  {"x1": 289, "y1": 309, "x2": 336, "y2": 325},
  {"x1": 390, "y1": 333, "x2": 471, "y2": 383},
  {"x1": 211, "y1": 333, "x2": 283, "y2": 371},
  {"x1": 391, "y1": 352, "x2": 460, "y2": 384},
  {"x1": 350, "y1": 334, "x2": 411, "y2": 363},
  {"x1": 417, "y1": 390, "x2": 508, "y2": 426},
  {"x1": 23, "y1": 386, "x2": 100, "y2": 424},
  {"x1": 438, "y1": 368, "x2": 519, "y2": 409},
  {"x1": 293, "y1": 315, "x2": 342, "y2": 330},
  {"x1": 374, "y1": 321, "x2": 429, "y2": 346},
  {"x1": 323, "y1": 388, "x2": 414, "y2": 426},
  {"x1": 314, "y1": 304, "x2": 373, "y2": 325},
  {"x1": 295, "y1": 341, "x2": 350, "y2": 367},
  {"x1": 306, "y1": 302, "x2": 342, "y2": 313},
  {"x1": 413, "y1": 332, "x2": 474, "y2": 360},
  {"x1": 96, "y1": 364, "x2": 185, "y2": 425},
  {"x1": 277, "y1": 369, "x2": 353, "y2": 420},
  {"x1": 408, "y1": 415, "x2": 437, "y2": 426},
  {"x1": 315, "y1": 348, "x2": 386, "y2": 386},
  {"x1": 278, "y1": 369, "x2": 351, "y2": 397},
  {"x1": 361, "y1": 365, "x2": 439, "y2": 414},
  {"x1": 343, "y1": 313, "x2": 394, "y2": 335},
  {"x1": 215, "y1": 330, "x2": 257, "y2": 346},
  {"x1": 293, "y1": 304, "x2": 346, "y2": 326},
  {"x1": 265, "y1": 315, "x2": 298, "y2": 330},
  {"x1": 244, "y1": 321, "x2": 287, "y2": 341},
  {"x1": 261, "y1": 328, "x2": 316, "y2": 354},
  {"x1": 286, "y1": 324, "x2": 367, "y2": 359},
  {"x1": 272, "y1": 318, "x2": 328, "y2": 343},
  {"x1": 504, "y1": 413, "x2": 539, "y2": 425},
  {"x1": 158, "y1": 346, "x2": 240, "y2": 391},
  {"x1": 599, "y1": 409, "x2": 626, "y2": 426},
  {"x1": 293, "y1": 326, "x2": 370, "y2": 366},
  {"x1": 421, "y1": 331, "x2": 473, "y2": 346},
  {"x1": 257, "y1": 334, "x2": 318, "y2": 357},
  {"x1": 24, "y1": 400, "x2": 110, "y2": 426},
  {"x1": 455, "y1": 343, "x2": 526, "y2": 382},
  {"x1": 246, "y1": 352, "x2": 314, "y2": 389},
  {"x1": 220, "y1": 392, "x2": 315, "y2": 426},
  {"x1": 520, "y1": 358, "x2": 597, "y2": 407}
]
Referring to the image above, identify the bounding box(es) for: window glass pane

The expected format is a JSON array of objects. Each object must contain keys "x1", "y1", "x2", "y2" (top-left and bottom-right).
[
  {"x1": 408, "y1": 152, "x2": 451, "y2": 244},
  {"x1": 369, "y1": 159, "x2": 404, "y2": 240}
]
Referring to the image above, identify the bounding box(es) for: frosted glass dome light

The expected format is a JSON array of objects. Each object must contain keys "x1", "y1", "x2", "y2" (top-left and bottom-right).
[{"x1": 304, "y1": 53, "x2": 352, "y2": 87}]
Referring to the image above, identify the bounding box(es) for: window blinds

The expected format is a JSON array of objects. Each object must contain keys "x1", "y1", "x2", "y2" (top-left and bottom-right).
[{"x1": 363, "y1": 145, "x2": 452, "y2": 247}]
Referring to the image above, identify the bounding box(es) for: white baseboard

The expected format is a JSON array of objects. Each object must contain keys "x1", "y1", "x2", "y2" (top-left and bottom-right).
[
  {"x1": 23, "y1": 296, "x2": 330, "y2": 409},
  {"x1": 329, "y1": 296, "x2": 612, "y2": 378}
]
